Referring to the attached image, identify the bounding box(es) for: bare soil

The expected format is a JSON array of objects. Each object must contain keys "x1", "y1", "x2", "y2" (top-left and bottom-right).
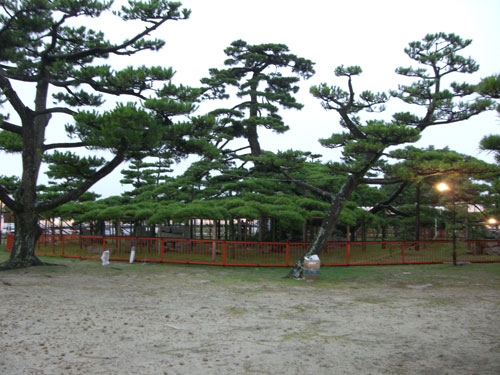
[{"x1": 0, "y1": 261, "x2": 499, "y2": 375}]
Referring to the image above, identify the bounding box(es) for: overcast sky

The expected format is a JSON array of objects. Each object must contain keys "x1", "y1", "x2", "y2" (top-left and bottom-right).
[{"x1": 2, "y1": 0, "x2": 500, "y2": 197}]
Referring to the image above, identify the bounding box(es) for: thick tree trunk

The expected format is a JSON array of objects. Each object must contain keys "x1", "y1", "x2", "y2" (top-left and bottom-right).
[
  {"x1": 247, "y1": 81, "x2": 262, "y2": 157},
  {"x1": 247, "y1": 124, "x2": 262, "y2": 156},
  {"x1": 285, "y1": 174, "x2": 361, "y2": 279},
  {"x1": 0, "y1": 79, "x2": 47, "y2": 270},
  {"x1": 1, "y1": 94, "x2": 47, "y2": 270},
  {"x1": 258, "y1": 217, "x2": 264, "y2": 242},
  {"x1": 1, "y1": 211, "x2": 43, "y2": 269}
]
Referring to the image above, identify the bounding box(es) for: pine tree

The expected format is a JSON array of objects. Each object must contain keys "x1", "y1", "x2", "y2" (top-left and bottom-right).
[
  {"x1": 201, "y1": 40, "x2": 315, "y2": 157},
  {"x1": 285, "y1": 33, "x2": 494, "y2": 278},
  {"x1": 0, "y1": 0, "x2": 198, "y2": 269}
]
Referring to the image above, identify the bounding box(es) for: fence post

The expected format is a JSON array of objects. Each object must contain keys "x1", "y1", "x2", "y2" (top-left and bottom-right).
[
  {"x1": 402, "y1": 242, "x2": 405, "y2": 264},
  {"x1": 62, "y1": 235, "x2": 65, "y2": 257},
  {"x1": 160, "y1": 239, "x2": 164, "y2": 262},
  {"x1": 285, "y1": 243, "x2": 290, "y2": 266},
  {"x1": 346, "y1": 242, "x2": 350, "y2": 265},
  {"x1": 222, "y1": 243, "x2": 226, "y2": 265},
  {"x1": 211, "y1": 240, "x2": 216, "y2": 263},
  {"x1": 6, "y1": 234, "x2": 13, "y2": 251}
]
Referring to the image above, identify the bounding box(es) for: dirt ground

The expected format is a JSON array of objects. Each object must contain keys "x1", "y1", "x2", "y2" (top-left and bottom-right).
[{"x1": 0, "y1": 261, "x2": 499, "y2": 375}]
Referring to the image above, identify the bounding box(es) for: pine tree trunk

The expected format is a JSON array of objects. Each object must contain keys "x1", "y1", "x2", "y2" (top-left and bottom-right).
[
  {"x1": 247, "y1": 82, "x2": 262, "y2": 157},
  {"x1": 285, "y1": 174, "x2": 360, "y2": 279},
  {"x1": 237, "y1": 219, "x2": 242, "y2": 240},
  {"x1": 1, "y1": 77, "x2": 50, "y2": 270},
  {"x1": 1, "y1": 211, "x2": 43, "y2": 269},
  {"x1": 247, "y1": 124, "x2": 262, "y2": 156}
]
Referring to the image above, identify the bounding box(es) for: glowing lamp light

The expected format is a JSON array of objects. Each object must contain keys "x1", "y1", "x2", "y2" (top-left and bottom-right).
[
  {"x1": 436, "y1": 182, "x2": 450, "y2": 192},
  {"x1": 487, "y1": 217, "x2": 498, "y2": 225}
]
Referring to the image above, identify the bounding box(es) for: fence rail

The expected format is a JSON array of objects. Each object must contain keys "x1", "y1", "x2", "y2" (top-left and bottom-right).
[{"x1": 4, "y1": 234, "x2": 500, "y2": 266}]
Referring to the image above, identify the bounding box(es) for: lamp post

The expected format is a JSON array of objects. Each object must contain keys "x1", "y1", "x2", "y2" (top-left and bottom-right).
[{"x1": 436, "y1": 182, "x2": 457, "y2": 266}]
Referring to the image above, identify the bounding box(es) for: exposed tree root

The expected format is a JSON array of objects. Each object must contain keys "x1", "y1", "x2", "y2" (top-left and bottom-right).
[{"x1": 283, "y1": 262, "x2": 304, "y2": 279}]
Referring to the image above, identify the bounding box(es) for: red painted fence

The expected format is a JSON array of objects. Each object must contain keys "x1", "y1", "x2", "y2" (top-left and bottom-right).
[{"x1": 4, "y1": 234, "x2": 500, "y2": 266}]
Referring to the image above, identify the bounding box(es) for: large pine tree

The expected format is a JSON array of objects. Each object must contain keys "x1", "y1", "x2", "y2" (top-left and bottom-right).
[
  {"x1": 0, "y1": 0, "x2": 199, "y2": 269},
  {"x1": 285, "y1": 33, "x2": 494, "y2": 278},
  {"x1": 201, "y1": 40, "x2": 315, "y2": 157}
]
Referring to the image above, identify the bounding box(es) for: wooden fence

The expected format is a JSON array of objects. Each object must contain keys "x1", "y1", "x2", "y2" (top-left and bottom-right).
[{"x1": 5, "y1": 234, "x2": 500, "y2": 266}]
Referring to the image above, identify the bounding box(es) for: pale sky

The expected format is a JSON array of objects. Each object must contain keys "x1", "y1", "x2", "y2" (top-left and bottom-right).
[{"x1": 2, "y1": 0, "x2": 499, "y2": 197}]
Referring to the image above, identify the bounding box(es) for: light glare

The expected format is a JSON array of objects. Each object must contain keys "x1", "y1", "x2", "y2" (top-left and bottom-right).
[{"x1": 436, "y1": 182, "x2": 450, "y2": 192}]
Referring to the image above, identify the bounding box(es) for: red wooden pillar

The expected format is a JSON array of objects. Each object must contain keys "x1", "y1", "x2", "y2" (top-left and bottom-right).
[
  {"x1": 285, "y1": 243, "x2": 290, "y2": 266},
  {"x1": 346, "y1": 242, "x2": 350, "y2": 265},
  {"x1": 6, "y1": 234, "x2": 13, "y2": 251}
]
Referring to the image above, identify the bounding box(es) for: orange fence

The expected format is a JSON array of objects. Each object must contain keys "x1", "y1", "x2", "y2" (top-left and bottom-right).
[{"x1": 5, "y1": 234, "x2": 500, "y2": 266}]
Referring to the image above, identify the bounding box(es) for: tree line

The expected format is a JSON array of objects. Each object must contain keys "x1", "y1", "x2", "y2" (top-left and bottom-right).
[{"x1": 0, "y1": 1, "x2": 498, "y2": 276}]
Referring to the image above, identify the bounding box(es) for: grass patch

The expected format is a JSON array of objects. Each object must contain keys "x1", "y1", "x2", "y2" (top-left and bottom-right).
[
  {"x1": 1, "y1": 248, "x2": 499, "y2": 290},
  {"x1": 224, "y1": 306, "x2": 247, "y2": 316}
]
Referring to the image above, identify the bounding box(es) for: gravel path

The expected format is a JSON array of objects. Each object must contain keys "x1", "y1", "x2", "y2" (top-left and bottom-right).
[{"x1": 1, "y1": 265, "x2": 499, "y2": 374}]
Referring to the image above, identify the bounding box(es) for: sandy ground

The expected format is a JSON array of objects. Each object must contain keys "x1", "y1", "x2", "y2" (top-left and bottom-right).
[{"x1": 0, "y1": 263, "x2": 499, "y2": 375}]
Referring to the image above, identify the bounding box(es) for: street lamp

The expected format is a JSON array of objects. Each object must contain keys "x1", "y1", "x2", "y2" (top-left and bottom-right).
[
  {"x1": 487, "y1": 217, "x2": 498, "y2": 232},
  {"x1": 435, "y1": 181, "x2": 457, "y2": 266},
  {"x1": 436, "y1": 182, "x2": 450, "y2": 193}
]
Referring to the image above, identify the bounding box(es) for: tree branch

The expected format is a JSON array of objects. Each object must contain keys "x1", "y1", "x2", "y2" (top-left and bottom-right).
[
  {"x1": 0, "y1": 184, "x2": 23, "y2": 212},
  {"x1": 360, "y1": 177, "x2": 403, "y2": 185},
  {"x1": 36, "y1": 150, "x2": 125, "y2": 213},
  {"x1": 385, "y1": 205, "x2": 411, "y2": 217},
  {"x1": 221, "y1": 145, "x2": 251, "y2": 154},
  {"x1": 45, "y1": 14, "x2": 176, "y2": 64},
  {"x1": 34, "y1": 107, "x2": 77, "y2": 116},
  {"x1": 281, "y1": 170, "x2": 334, "y2": 201},
  {"x1": 82, "y1": 80, "x2": 148, "y2": 100},
  {"x1": 419, "y1": 112, "x2": 490, "y2": 130},
  {"x1": 0, "y1": 119, "x2": 22, "y2": 134},
  {"x1": 42, "y1": 142, "x2": 86, "y2": 151},
  {"x1": 0, "y1": 65, "x2": 40, "y2": 82},
  {"x1": 370, "y1": 181, "x2": 408, "y2": 215},
  {"x1": 0, "y1": 72, "x2": 30, "y2": 122}
]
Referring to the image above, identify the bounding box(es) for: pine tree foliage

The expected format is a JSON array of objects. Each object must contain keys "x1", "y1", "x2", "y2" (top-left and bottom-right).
[{"x1": 475, "y1": 74, "x2": 500, "y2": 163}]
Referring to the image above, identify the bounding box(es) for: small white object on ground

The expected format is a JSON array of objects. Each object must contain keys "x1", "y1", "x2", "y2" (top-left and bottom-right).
[{"x1": 101, "y1": 250, "x2": 110, "y2": 266}]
